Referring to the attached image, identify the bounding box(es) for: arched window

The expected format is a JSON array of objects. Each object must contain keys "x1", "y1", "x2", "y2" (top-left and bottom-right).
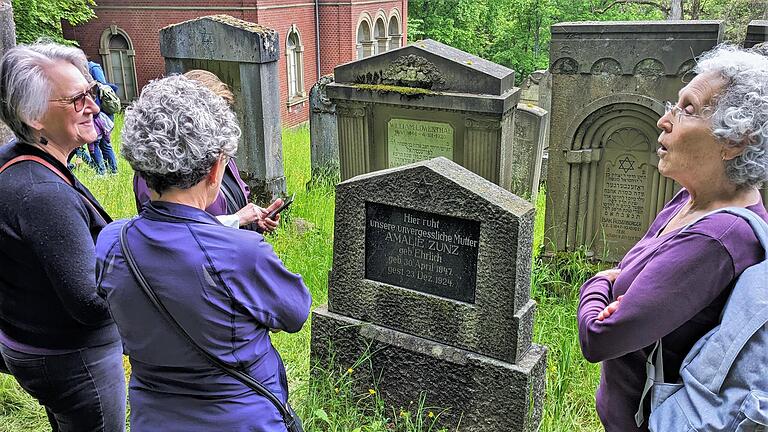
[
  {"x1": 356, "y1": 20, "x2": 373, "y2": 59},
  {"x1": 374, "y1": 17, "x2": 387, "y2": 54},
  {"x1": 285, "y1": 25, "x2": 305, "y2": 101},
  {"x1": 99, "y1": 25, "x2": 138, "y2": 102},
  {"x1": 388, "y1": 13, "x2": 402, "y2": 50}
]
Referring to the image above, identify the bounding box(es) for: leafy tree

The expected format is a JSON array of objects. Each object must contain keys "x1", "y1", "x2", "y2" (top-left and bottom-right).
[{"x1": 12, "y1": 0, "x2": 96, "y2": 44}]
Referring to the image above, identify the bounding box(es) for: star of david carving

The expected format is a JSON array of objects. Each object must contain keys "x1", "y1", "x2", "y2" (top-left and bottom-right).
[
  {"x1": 199, "y1": 29, "x2": 214, "y2": 51},
  {"x1": 618, "y1": 156, "x2": 635, "y2": 174},
  {"x1": 410, "y1": 176, "x2": 434, "y2": 199}
]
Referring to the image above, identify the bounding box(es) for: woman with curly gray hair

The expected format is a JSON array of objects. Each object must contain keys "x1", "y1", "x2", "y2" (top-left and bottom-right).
[
  {"x1": 577, "y1": 44, "x2": 768, "y2": 431},
  {"x1": 95, "y1": 75, "x2": 311, "y2": 432},
  {"x1": 0, "y1": 41, "x2": 125, "y2": 431}
]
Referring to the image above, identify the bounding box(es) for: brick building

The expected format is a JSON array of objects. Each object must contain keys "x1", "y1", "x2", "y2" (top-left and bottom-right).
[{"x1": 63, "y1": 0, "x2": 407, "y2": 126}]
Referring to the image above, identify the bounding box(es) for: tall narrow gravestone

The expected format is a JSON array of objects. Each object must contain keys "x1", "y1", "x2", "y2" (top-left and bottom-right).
[
  {"x1": 311, "y1": 157, "x2": 547, "y2": 431},
  {"x1": 309, "y1": 74, "x2": 339, "y2": 180},
  {"x1": 160, "y1": 15, "x2": 286, "y2": 203},
  {"x1": 545, "y1": 21, "x2": 722, "y2": 261},
  {"x1": 326, "y1": 39, "x2": 543, "y2": 200}
]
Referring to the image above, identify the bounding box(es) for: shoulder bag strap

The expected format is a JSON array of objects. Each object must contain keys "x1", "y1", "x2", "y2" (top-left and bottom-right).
[
  {"x1": 118, "y1": 222, "x2": 298, "y2": 429},
  {"x1": 0, "y1": 155, "x2": 109, "y2": 224}
]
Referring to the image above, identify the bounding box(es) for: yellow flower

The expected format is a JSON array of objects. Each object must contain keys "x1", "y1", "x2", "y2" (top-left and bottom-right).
[
  {"x1": 428, "y1": 411, "x2": 434, "y2": 418},
  {"x1": 368, "y1": 389, "x2": 376, "y2": 395},
  {"x1": 347, "y1": 367, "x2": 354, "y2": 374},
  {"x1": 399, "y1": 411, "x2": 407, "y2": 417},
  {"x1": 334, "y1": 387, "x2": 339, "y2": 394}
]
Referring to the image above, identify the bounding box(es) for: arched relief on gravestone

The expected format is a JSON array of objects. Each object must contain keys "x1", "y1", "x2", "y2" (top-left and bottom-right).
[
  {"x1": 590, "y1": 58, "x2": 622, "y2": 76},
  {"x1": 677, "y1": 59, "x2": 696, "y2": 77},
  {"x1": 552, "y1": 57, "x2": 579, "y2": 75},
  {"x1": 563, "y1": 95, "x2": 674, "y2": 260},
  {"x1": 633, "y1": 58, "x2": 665, "y2": 78}
]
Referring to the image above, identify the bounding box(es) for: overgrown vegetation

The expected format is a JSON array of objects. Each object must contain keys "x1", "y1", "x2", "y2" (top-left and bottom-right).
[
  {"x1": 0, "y1": 121, "x2": 604, "y2": 431},
  {"x1": 11, "y1": 0, "x2": 97, "y2": 45},
  {"x1": 408, "y1": 0, "x2": 768, "y2": 82}
]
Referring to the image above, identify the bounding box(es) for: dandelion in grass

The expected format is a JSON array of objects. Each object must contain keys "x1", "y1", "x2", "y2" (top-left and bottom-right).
[
  {"x1": 428, "y1": 411, "x2": 434, "y2": 418},
  {"x1": 334, "y1": 387, "x2": 339, "y2": 394},
  {"x1": 347, "y1": 367, "x2": 354, "y2": 375},
  {"x1": 368, "y1": 389, "x2": 376, "y2": 396}
]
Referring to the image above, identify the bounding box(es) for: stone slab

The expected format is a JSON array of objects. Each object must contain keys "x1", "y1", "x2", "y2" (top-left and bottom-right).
[
  {"x1": 329, "y1": 157, "x2": 535, "y2": 363},
  {"x1": 745, "y1": 20, "x2": 768, "y2": 48},
  {"x1": 311, "y1": 306, "x2": 547, "y2": 432},
  {"x1": 309, "y1": 75, "x2": 339, "y2": 179}
]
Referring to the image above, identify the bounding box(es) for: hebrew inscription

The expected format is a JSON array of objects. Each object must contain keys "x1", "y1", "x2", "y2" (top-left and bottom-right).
[
  {"x1": 600, "y1": 153, "x2": 647, "y2": 242},
  {"x1": 387, "y1": 119, "x2": 454, "y2": 168},
  {"x1": 365, "y1": 202, "x2": 480, "y2": 303}
]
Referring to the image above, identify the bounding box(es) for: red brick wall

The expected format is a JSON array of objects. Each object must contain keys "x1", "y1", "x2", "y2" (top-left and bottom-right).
[{"x1": 62, "y1": 0, "x2": 407, "y2": 127}]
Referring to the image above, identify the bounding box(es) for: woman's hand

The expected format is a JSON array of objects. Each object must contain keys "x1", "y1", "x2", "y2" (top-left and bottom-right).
[
  {"x1": 256, "y1": 199, "x2": 284, "y2": 233},
  {"x1": 235, "y1": 203, "x2": 263, "y2": 227},
  {"x1": 597, "y1": 295, "x2": 624, "y2": 321},
  {"x1": 595, "y1": 268, "x2": 621, "y2": 283}
]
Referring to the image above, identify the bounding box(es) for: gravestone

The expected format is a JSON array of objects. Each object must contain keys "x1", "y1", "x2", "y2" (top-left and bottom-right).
[
  {"x1": 327, "y1": 39, "x2": 542, "y2": 200},
  {"x1": 745, "y1": 20, "x2": 768, "y2": 48},
  {"x1": 311, "y1": 157, "x2": 547, "y2": 432},
  {"x1": 545, "y1": 21, "x2": 723, "y2": 261},
  {"x1": 309, "y1": 74, "x2": 339, "y2": 180},
  {"x1": 159, "y1": 15, "x2": 286, "y2": 204},
  {"x1": 0, "y1": 0, "x2": 14, "y2": 145},
  {"x1": 513, "y1": 103, "x2": 548, "y2": 200}
]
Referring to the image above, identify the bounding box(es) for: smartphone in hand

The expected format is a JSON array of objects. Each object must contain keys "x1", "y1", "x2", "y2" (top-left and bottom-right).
[{"x1": 266, "y1": 193, "x2": 295, "y2": 220}]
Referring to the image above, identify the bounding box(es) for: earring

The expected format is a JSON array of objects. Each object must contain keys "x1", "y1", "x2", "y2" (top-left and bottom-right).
[{"x1": 39, "y1": 136, "x2": 48, "y2": 145}]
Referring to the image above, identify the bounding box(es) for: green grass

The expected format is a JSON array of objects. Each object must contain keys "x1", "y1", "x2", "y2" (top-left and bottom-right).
[{"x1": 0, "y1": 119, "x2": 605, "y2": 431}]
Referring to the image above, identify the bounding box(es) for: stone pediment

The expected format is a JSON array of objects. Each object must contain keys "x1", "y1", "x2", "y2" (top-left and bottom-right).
[
  {"x1": 334, "y1": 39, "x2": 515, "y2": 96},
  {"x1": 160, "y1": 14, "x2": 279, "y2": 64}
]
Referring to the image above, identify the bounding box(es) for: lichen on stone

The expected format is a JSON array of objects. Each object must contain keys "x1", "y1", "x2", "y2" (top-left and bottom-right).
[
  {"x1": 352, "y1": 83, "x2": 435, "y2": 98},
  {"x1": 354, "y1": 55, "x2": 447, "y2": 91}
]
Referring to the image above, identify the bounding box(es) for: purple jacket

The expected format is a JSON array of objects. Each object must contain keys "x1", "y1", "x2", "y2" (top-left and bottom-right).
[
  {"x1": 578, "y1": 189, "x2": 768, "y2": 431},
  {"x1": 95, "y1": 201, "x2": 311, "y2": 431},
  {"x1": 132, "y1": 159, "x2": 249, "y2": 216}
]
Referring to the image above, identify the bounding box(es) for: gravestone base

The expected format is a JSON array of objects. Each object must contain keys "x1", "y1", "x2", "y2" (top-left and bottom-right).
[
  {"x1": 240, "y1": 174, "x2": 287, "y2": 206},
  {"x1": 311, "y1": 306, "x2": 547, "y2": 432}
]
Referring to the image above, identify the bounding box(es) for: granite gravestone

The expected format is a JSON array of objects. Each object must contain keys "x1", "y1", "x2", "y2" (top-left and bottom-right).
[
  {"x1": 545, "y1": 21, "x2": 723, "y2": 261},
  {"x1": 745, "y1": 20, "x2": 768, "y2": 48},
  {"x1": 160, "y1": 15, "x2": 286, "y2": 204},
  {"x1": 326, "y1": 39, "x2": 543, "y2": 200},
  {"x1": 309, "y1": 74, "x2": 339, "y2": 180},
  {"x1": 311, "y1": 157, "x2": 547, "y2": 432}
]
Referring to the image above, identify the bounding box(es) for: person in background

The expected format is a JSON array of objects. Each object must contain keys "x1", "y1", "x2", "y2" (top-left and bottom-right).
[
  {"x1": 96, "y1": 74, "x2": 311, "y2": 431},
  {"x1": 577, "y1": 44, "x2": 768, "y2": 431},
  {"x1": 133, "y1": 69, "x2": 280, "y2": 231},
  {"x1": 0, "y1": 42, "x2": 125, "y2": 431},
  {"x1": 87, "y1": 60, "x2": 118, "y2": 174}
]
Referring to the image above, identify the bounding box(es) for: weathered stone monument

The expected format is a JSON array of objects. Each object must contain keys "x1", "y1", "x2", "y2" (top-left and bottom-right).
[
  {"x1": 0, "y1": 0, "x2": 14, "y2": 145},
  {"x1": 745, "y1": 20, "x2": 768, "y2": 48},
  {"x1": 514, "y1": 103, "x2": 548, "y2": 200},
  {"x1": 309, "y1": 75, "x2": 339, "y2": 180},
  {"x1": 311, "y1": 157, "x2": 547, "y2": 431},
  {"x1": 545, "y1": 21, "x2": 723, "y2": 261},
  {"x1": 160, "y1": 15, "x2": 286, "y2": 203},
  {"x1": 326, "y1": 39, "x2": 543, "y2": 200}
]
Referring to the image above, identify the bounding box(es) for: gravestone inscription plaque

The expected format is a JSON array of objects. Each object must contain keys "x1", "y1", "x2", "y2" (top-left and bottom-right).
[
  {"x1": 311, "y1": 157, "x2": 547, "y2": 432},
  {"x1": 599, "y1": 153, "x2": 648, "y2": 245},
  {"x1": 387, "y1": 119, "x2": 454, "y2": 168},
  {"x1": 365, "y1": 203, "x2": 479, "y2": 303}
]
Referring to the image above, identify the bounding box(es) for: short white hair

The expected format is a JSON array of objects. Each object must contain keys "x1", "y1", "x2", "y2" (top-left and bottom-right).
[
  {"x1": 121, "y1": 75, "x2": 240, "y2": 193},
  {"x1": 695, "y1": 44, "x2": 768, "y2": 187},
  {"x1": 0, "y1": 40, "x2": 89, "y2": 144}
]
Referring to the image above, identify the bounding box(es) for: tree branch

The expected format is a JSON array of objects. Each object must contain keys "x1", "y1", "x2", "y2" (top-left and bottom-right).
[{"x1": 596, "y1": 0, "x2": 669, "y2": 15}]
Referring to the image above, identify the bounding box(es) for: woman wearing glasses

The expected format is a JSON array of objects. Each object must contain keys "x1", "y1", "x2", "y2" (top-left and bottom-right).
[
  {"x1": 0, "y1": 42, "x2": 125, "y2": 431},
  {"x1": 577, "y1": 44, "x2": 768, "y2": 431}
]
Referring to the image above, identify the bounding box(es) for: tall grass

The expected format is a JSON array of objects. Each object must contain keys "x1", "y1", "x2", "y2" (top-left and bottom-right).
[{"x1": 0, "y1": 119, "x2": 604, "y2": 431}]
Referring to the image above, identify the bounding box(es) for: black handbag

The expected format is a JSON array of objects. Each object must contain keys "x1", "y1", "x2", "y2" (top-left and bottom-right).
[{"x1": 119, "y1": 222, "x2": 304, "y2": 432}]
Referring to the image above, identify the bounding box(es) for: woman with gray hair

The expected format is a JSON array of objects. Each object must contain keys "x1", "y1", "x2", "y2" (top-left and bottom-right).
[
  {"x1": 0, "y1": 42, "x2": 125, "y2": 431},
  {"x1": 577, "y1": 44, "x2": 768, "y2": 431},
  {"x1": 95, "y1": 75, "x2": 311, "y2": 431}
]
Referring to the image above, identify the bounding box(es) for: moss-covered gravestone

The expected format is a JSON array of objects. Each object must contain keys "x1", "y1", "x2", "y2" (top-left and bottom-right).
[
  {"x1": 326, "y1": 39, "x2": 544, "y2": 200},
  {"x1": 311, "y1": 157, "x2": 547, "y2": 431}
]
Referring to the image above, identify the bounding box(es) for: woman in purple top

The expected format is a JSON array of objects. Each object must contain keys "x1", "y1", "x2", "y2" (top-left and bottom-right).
[
  {"x1": 578, "y1": 45, "x2": 768, "y2": 431},
  {"x1": 96, "y1": 75, "x2": 311, "y2": 431},
  {"x1": 132, "y1": 69, "x2": 281, "y2": 232}
]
